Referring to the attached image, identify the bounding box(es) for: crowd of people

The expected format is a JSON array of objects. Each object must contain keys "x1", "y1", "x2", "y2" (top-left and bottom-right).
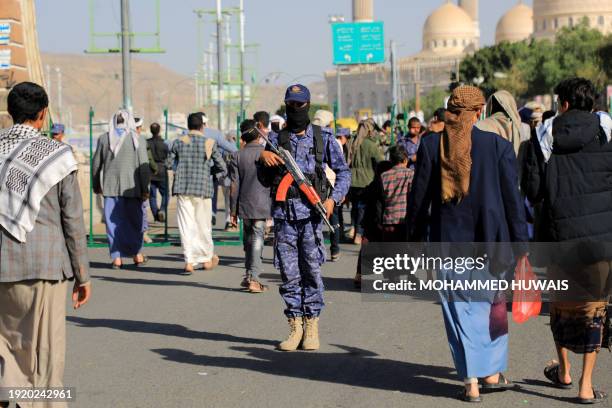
[{"x1": 0, "y1": 76, "x2": 611, "y2": 406}]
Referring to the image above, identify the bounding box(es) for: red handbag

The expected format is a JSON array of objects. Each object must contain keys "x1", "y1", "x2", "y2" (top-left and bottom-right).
[{"x1": 512, "y1": 256, "x2": 542, "y2": 324}]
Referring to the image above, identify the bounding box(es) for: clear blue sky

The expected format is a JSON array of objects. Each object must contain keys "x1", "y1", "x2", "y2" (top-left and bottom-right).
[{"x1": 36, "y1": 0, "x2": 533, "y2": 83}]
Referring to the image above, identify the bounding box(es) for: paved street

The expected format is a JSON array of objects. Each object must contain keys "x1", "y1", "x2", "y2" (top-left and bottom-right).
[{"x1": 63, "y1": 219, "x2": 612, "y2": 408}]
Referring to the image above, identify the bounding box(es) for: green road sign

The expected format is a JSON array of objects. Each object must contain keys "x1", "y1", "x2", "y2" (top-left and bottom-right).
[{"x1": 332, "y1": 21, "x2": 384, "y2": 65}]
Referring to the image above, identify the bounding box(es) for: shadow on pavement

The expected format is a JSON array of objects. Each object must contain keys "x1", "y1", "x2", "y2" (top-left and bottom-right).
[
  {"x1": 150, "y1": 344, "x2": 460, "y2": 398},
  {"x1": 67, "y1": 316, "x2": 277, "y2": 346},
  {"x1": 92, "y1": 275, "x2": 247, "y2": 293},
  {"x1": 514, "y1": 379, "x2": 578, "y2": 403}
]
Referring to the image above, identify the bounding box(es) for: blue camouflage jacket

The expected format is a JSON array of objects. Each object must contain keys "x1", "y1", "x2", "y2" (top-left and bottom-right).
[{"x1": 268, "y1": 124, "x2": 351, "y2": 221}]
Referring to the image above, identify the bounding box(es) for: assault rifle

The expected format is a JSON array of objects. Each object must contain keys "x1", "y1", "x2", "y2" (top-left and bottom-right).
[{"x1": 255, "y1": 127, "x2": 335, "y2": 233}]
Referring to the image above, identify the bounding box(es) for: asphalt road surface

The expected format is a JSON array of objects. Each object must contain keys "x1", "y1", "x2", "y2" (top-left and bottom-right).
[{"x1": 63, "y1": 236, "x2": 612, "y2": 407}]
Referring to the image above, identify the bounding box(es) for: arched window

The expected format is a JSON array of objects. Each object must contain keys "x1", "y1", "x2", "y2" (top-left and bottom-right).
[
  {"x1": 598, "y1": 15, "x2": 605, "y2": 26},
  {"x1": 569, "y1": 16, "x2": 574, "y2": 27},
  {"x1": 554, "y1": 18, "x2": 559, "y2": 29}
]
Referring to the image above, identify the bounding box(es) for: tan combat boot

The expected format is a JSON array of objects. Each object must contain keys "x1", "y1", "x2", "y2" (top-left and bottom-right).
[
  {"x1": 277, "y1": 317, "x2": 304, "y2": 351},
  {"x1": 302, "y1": 316, "x2": 320, "y2": 351}
]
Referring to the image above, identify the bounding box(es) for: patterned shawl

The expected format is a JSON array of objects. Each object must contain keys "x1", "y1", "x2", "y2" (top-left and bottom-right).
[
  {"x1": 440, "y1": 86, "x2": 486, "y2": 203},
  {"x1": 0, "y1": 124, "x2": 77, "y2": 242},
  {"x1": 109, "y1": 109, "x2": 139, "y2": 156}
]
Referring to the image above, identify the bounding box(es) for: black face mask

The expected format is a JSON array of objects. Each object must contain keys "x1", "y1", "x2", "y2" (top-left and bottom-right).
[{"x1": 286, "y1": 103, "x2": 310, "y2": 133}]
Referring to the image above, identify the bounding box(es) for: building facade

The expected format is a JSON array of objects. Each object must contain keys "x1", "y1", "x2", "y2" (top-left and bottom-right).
[{"x1": 326, "y1": 0, "x2": 612, "y2": 119}]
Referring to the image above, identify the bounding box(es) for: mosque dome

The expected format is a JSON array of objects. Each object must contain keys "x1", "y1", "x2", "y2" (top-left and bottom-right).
[
  {"x1": 495, "y1": 2, "x2": 533, "y2": 44},
  {"x1": 423, "y1": 1, "x2": 478, "y2": 55}
]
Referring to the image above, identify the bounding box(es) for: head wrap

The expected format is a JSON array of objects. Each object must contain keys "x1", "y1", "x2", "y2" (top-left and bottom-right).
[
  {"x1": 476, "y1": 90, "x2": 522, "y2": 154},
  {"x1": 270, "y1": 114, "x2": 285, "y2": 125},
  {"x1": 108, "y1": 109, "x2": 139, "y2": 156},
  {"x1": 348, "y1": 118, "x2": 378, "y2": 166},
  {"x1": 440, "y1": 86, "x2": 485, "y2": 203},
  {"x1": 312, "y1": 110, "x2": 334, "y2": 128}
]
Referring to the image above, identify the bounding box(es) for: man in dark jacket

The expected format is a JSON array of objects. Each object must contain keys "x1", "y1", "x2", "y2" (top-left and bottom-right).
[
  {"x1": 524, "y1": 78, "x2": 611, "y2": 404},
  {"x1": 406, "y1": 86, "x2": 528, "y2": 402},
  {"x1": 147, "y1": 122, "x2": 169, "y2": 222}
]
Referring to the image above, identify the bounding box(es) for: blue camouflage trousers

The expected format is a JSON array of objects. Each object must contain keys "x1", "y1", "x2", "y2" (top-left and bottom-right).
[{"x1": 274, "y1": 217, "x2": 326, "y2": 317}]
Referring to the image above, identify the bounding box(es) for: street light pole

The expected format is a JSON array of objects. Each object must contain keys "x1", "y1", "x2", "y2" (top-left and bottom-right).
[
  {"x1": 239, "y1": 0, "x2": 245, "y2": 115},
  {"x1": 336, "y1": 65, "x2": 342, "y2": 118},
  {"x1": 329, "y1": 14, "x2": 345, "y2": 119},
  {"x1": 390, "y1": 40, "x2": 398, "y2": 114},
  {"x1": 120, "y1": 0, "x2": 133, "y2": 112},
  {"x1": 216, "y1": 0, "x2": 224, "y2": 130}
]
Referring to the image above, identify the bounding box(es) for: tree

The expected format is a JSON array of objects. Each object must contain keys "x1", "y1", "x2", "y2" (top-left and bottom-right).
[
  {"x1": 405, "y1": 88, "x2": 448, "y2": 120},
  {"x1": 459, "y1": 22, "x2": 610, "y2": 99}
]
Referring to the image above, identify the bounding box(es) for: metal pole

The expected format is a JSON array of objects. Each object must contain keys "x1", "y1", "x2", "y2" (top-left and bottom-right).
[
  {"x1": 239, "y1": 0, "x2": 245, "y2": 114},
  {"x1": 196, "y1": 11, "x2": 202, "y2": 109},
  {"x1": 163, "y1": 108, "x2": 169, "y2": 241},
  {"x1": 336, "y1": 65, "x2": 342, "y2": 118},
  {"x1": 390, "y1": 40, "x2": 398, "y2": 116},
  {"x1": 208, "y1": 42, "x2": 214, "y2": 107},
  {"x1": 46, "y1": 65, "x2": 52, "y2": 106},
  {"x1": 415, "y1": 59, "x2": 421, "y2": 113},
  {"x1": 88, "y1": 107, "x2": 94, "y2": 246},
  {"x1": 120, "y1": 0, "x2": 133, "y2": 112},
  {"x1": 216, "y1": 0, "x2": 224, "y2": 131},
  {"x1": 225, "y1": 14, "x2": 232, "y2": 131},
  {"x1": 195, "y1": 72, "x2": 200, "y2": 108},
  {"x1": 56, "y1": 67, "x2": 63, "y2": 121}
]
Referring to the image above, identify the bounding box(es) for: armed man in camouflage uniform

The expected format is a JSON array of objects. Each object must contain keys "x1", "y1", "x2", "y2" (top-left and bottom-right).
[{"x1": 260, "y1": 84, "x2": 351, "y2": 351}]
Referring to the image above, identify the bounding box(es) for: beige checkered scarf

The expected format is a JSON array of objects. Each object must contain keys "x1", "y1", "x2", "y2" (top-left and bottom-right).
[{"x1": 440, "y1": 86, "x2": 485, "y2": 203}]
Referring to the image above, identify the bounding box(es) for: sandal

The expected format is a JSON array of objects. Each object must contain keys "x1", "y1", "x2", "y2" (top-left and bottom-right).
[
  {"x1": 248, "y1": 281, "x2": 268, "y2": 293},
  {"x1": 111, "y1": 258, "x2": 122, "y2": 270},
  {"x1": 134, "y1": 254, "x2": 149, "y2": 266},
  {"x1": 544, "y1": 363, "x2": 573, "y2": 389},
  {"x1": 578, "y1": 389, "x2": 607, "y2": 404},
  {"x1": 480, "y1": 373, "x2": 516, "y2": 391},
  {"x1": 457, "y1": 390, "x2": 482, "y2": 403}
]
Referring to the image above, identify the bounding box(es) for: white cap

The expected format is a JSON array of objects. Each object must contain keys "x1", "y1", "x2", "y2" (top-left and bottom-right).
[
  {"x1": 135, "y1": 117, "x2": 144, "y2": 127},
  {"x1": 200, "y1": 112, "x2": 209, "y2": 124},
  {"x1": 270, "y1": 114, "x2": 285, "y2": 125}
]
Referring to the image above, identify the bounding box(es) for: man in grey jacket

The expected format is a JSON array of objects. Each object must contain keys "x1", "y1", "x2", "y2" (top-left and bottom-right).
[
  {"x1": 0, "y1": 82, "x2": 91, "y2": 408},
  {"x1": 92, "y1": 110, "x2": 151, "y2": 269},
  {"x1": 230, "y1": 119, "x2": 271, "y2": 293}
]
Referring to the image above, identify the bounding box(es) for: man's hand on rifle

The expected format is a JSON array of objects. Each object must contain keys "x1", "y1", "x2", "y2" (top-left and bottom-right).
[
  {"x1": 260, "y1": 151, "x2": 285, "y2": 167},
  {"x1": 324, "y1": 198, "x2": 335, "y2": 220}
]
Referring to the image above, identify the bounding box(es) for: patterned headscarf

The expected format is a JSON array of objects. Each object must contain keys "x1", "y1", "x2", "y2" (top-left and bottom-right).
[
  {"x1": 440, "y1": 86, "x2": 485, "y2": 203},
  {"x1": 108, "y1": 109, "x2": 138, "y2": 156}
]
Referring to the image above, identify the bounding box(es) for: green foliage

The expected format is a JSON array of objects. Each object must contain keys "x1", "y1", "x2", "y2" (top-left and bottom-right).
[
  {"x1": 404, "y1": 88, "x2": 448, "y2": 120},
  {"x1": 459, "y1": 22, "x2": 611, "y2": 99}
]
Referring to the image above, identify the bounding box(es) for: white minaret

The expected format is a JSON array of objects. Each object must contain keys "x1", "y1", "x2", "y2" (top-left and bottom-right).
[
  {"x1": 352, "y1": 0, "x2": 374, "y2": 22},
  {"x1": 459, "y1": 0, "x2": 480, "y2": 48}
]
